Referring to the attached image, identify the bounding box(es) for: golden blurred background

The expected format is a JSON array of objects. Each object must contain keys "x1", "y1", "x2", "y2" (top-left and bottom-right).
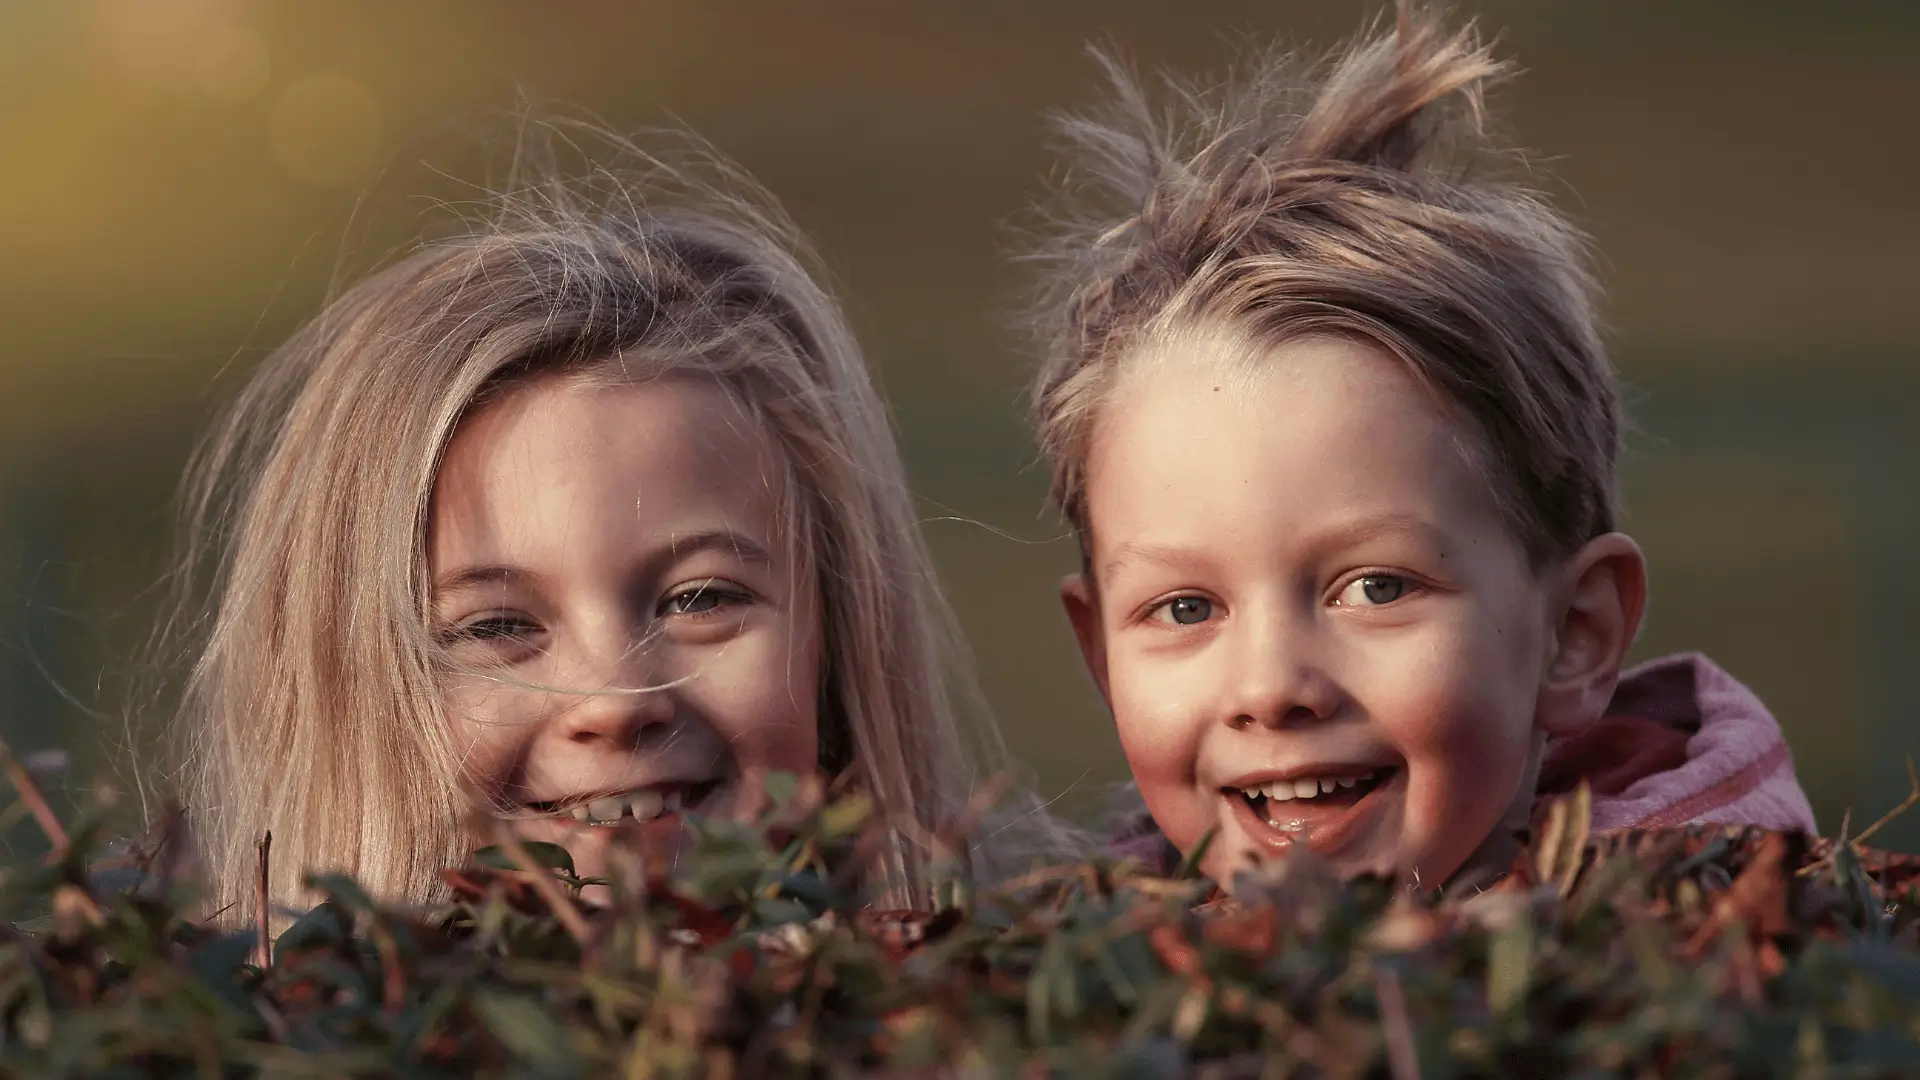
[{"x1": 2, "y1": 1, "x2": 1917, "y2": 847}]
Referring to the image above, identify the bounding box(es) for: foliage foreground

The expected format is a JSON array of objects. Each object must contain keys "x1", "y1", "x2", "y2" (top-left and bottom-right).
[{"x1": 1, "y1": 764, "x2": 1918, "y2": 1079}]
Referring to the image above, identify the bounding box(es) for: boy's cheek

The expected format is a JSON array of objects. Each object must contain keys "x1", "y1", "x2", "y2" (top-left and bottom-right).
[
  {"x1": 1110, "y1": 687, "x2": 1213, "y2": 851},
  {"x1": 1396, "y1": 713, "x2": 1537, "y2": 881}
]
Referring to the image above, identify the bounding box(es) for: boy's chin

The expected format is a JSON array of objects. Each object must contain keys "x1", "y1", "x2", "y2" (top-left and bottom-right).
[
  {"x1": 1201, "y1": 831, "x2": 1398, "y2": 890},
  {"x1": 1190, "y1": 771, "x2": 1406, "y2": 884},
  {"x1": 1198, "y1": 822, "x2": 1495, "y2": 897}
]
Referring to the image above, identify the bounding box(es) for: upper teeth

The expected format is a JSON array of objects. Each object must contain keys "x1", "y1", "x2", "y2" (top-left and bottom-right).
[
  {"x1": 568, "y1": 787, "x2": 679, "y2": 824},
  {"x1": 1241, "y1": 772, "x2": 1375, "y2": 802}
]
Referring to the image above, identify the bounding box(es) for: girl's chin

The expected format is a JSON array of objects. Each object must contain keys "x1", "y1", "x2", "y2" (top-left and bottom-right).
[
  {"x1": 505, "y1": 809, "x2": 701, "y2": 886},
  {"x1": 493, "y1": 777, "x2": 746, "y2": 876}
]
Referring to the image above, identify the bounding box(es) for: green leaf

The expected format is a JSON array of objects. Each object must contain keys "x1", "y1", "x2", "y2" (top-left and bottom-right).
[
  {"x1": 1174, "y1": 826, "x2": 1217, "y2": 881},
  {"x1": 1835, "y1": 941, "x2": 1920, "y2": 1003},
  {"x1": 762, "y1": 771, "x2": 800, "y2": 809},
  {"x1": 472, "y1": 988, "x2": 576, "y2": 1069},
  {"x1": 274, "y1": 899, "x2": 351, "y2": 954},
  {"x1": 819, "y1": 792, "x2": 874, "y2": 839},
  {"x1": 470, "y1": 841, "x2": 576, "y2": 876},
  {"x1": 1487, "y1": 918, "x2": 1534, "y2": 1016}
]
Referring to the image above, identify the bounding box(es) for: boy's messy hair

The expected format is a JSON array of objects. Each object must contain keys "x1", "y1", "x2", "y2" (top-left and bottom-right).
[
  {"x1": 1028, "y1": 3, "x2": 1619, "y2": 565},
  {"x1": 165, "y1": 121, "x2": 1042, "y2": 918}
]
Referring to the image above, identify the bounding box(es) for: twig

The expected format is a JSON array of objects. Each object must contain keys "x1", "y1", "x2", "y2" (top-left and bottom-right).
[
  {"x1": 254, "y1": 995, "x2": 292, "y2": 1044},
  {"x1": 1372, "y1": 964, "x2": 1424, "y2": 1080},
  {"x1": 254, "y1": 832, "x2": 272, "y2": 968},
  {"x1": 487, "y1": 818, "x2": 591, "y2": 946},
  {"x1": 1846, "y1": 756, "x2": 1920, "y2": 852},
  {"x1": 0, "y1": 740, "x2": 69, "y2": 859},
  {"x1": 1798, "y1": 757, "x2": 1919, "y2": 878},
  {"x1": 369, "y1": 920, "x2": 407, "y2": 1015}
]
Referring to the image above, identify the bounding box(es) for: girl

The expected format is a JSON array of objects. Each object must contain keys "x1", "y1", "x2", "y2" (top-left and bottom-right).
[
  {"x1": 166, "y1": 128, "x2": 1026, "y2": 918},
  {"x1": 1024, "y1": 7, "x2": 1816, "y2": 890}
]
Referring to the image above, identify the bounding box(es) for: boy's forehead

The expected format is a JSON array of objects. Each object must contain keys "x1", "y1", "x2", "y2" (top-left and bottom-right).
[
  {"x1": 1086, "y1": 333, "x2": 1511, "y2": 566},
  {"x1": 1121, "y1": 324, "x2": 1417, "y2": 399}
]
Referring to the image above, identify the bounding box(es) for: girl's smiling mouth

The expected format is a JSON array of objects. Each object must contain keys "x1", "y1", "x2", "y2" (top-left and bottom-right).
[
  {"x1": 1222, "y1": 764, "x2": 1402, "y2": 857},
  {"x1": 504, "y1": 777, "x2": 727, "y2": 825}
]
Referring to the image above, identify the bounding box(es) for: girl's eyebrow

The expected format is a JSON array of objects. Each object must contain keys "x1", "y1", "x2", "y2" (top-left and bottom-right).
[
  {"x1": 433, "y1": 564, "x2": 536, "y2": 596},
  {"x1": 660, "y1": 528, "x2": 775, "y2": 567},
  {"x1": 432, "y1": 529, "x2": 775, "y2": 596}
]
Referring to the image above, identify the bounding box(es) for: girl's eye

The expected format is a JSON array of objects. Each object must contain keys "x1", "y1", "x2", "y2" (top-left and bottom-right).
[
  {"x1": 1335, "y1": 574, "x2": 1409, "y2": 606},
  {"x1": 447, "y1": 614, "x2": 539, "y2": 643},
  {"x1": 1153, "y1": 595, "x2": 1214, "y2": 626},
  {"x1": 660, "y1": 581, "x2": 751, "y2": 617}
]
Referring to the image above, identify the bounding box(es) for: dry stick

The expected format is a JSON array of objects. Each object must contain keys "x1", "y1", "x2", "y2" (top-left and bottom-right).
[
  {"x1": 1798, "y1": 756, "x2": 1920, "y2": 878},
  {"x1": 0, "y1": 740, "x2": 69, "y2": 860},
  {"x1": 487, "y1": 817, "x2": 591, "y2": 946},
  {"x1": 254, "y1": 832, "x2": 272, "y2": 969},
  {"x1": 369, "y1": 921, "x2": 407, "y2": 1015},
  {"x1": 1372, "y1": 964, "x2": 1424, "y2": 1080},
  {"x1": 1846, "y1": 756, "x2": 1920, "y2": 852}
]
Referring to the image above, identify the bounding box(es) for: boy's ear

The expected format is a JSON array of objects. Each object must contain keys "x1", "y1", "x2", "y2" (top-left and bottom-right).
[
  {"x1": 1538, "y1": 532, "x2": 1648, "y2": 737},
  {"x1": 1059, "y1": 573, "x2": 1112, "y2": 706}
]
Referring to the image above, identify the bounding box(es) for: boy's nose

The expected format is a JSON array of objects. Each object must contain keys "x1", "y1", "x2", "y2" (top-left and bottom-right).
[{"x1": 1219, "y1": 618, "x2": 1341, "y2": 730}]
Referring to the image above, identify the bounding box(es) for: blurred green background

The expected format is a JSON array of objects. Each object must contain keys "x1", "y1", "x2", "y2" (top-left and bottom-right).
[{"x1": 1, "y1": 1, "x2": 1916, "y2": 848}]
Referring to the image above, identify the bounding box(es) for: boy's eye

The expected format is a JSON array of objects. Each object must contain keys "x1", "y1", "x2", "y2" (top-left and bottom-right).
[
  {"x1": 1154, "y1": 596, "x2": 1214, "y2": 626},
  {"x1": 660, "y1": 580, "x2": 751, "y2": 617},
  {"x1": 1335, "y1": 574, "x2": 1408, "y2": 606}
]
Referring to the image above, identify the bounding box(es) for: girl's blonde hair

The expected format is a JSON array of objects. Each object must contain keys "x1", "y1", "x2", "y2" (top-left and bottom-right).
[
  {"x1": 169, "y1": 127, "x2": 1016, "y2": 915},
  {"x1": 1028, "y1": 4, "x2": 1619, "y2": 566}
]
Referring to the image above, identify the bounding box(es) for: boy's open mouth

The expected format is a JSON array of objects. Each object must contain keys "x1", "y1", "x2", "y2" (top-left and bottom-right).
[
  {"x1": 1223, "y1": 766, "x2": 1398, "y2": 849},
  {"x1": 511, "y1": 778, "x2": 724, "y2": 826}
]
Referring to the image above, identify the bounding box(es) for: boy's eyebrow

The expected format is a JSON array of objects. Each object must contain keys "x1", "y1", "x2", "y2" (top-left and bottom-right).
[
  {"x1": 1101, "y1": 541, "x2": 1212, "y2": 580},
  {"x1": 1100, "y1": 514, "x2": 1445, "y2": 579},
  {"x1": 1309, "y1": 513, "x2": 1447, "y2": 551},
  {"x1": 431, "y1": 529, "x2": 776, "y2": 595}
]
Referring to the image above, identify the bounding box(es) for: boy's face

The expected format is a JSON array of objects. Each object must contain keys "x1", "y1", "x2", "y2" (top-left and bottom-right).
[{"x1": 1065, "y1": 332, "x2": 1575, "y2": 887}]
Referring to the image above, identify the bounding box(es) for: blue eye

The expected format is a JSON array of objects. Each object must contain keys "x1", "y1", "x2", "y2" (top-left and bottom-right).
[
  {"x1": 1336, "y1": 574, "x2": 1408, "y2": 606},
  {"x1": 1160, "y1": 596, "x2": 1213, "y2": 625}
]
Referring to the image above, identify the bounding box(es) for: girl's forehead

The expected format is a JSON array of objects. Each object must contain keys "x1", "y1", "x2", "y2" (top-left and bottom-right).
[{"x1": 429, "y1": 377, "x2": 797, "y2": 568}]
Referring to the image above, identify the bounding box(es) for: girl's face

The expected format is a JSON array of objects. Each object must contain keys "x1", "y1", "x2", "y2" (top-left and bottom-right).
[
  {"x1": 1063, "y1": 333, "x2": 1561, "y2": 888},
  {"x1": 428, "y1": 375, "x2": 820, "y2": 882}
]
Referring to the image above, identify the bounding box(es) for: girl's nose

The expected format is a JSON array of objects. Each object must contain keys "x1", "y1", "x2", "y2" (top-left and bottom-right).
[{"x1": 551, "y1": 638, "x2": 676, "y2": 746}]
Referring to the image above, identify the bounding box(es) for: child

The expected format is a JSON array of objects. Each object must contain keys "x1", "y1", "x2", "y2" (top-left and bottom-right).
[
  {"x1": 166, "y1": 130, "x2": 1029, "y2": 918},
  {"x1": 1024, "y1": 7, "x2": 1816, "y2": 890}
]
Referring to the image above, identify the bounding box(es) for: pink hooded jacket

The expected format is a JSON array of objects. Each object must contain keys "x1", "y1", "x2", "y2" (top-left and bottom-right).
[
  {"x1": 1107, "y1": 652, "x2": 1818, "y2": 872},
  {"x1": 1533, "y1": 652, "x2": 1815, "y2": 833}
]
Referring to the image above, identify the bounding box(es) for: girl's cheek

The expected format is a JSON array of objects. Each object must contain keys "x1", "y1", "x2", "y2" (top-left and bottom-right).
[
  {"x1": 441, "y1": 677, "x2": 542, "y2": 787},
  {"x1": 681, "y1": 625, "x2": 820, "y2": 773}
]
